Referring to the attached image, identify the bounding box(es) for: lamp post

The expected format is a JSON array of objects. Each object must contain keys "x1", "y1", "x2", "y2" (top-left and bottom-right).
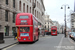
[{"x1": 61, "y1": 4, "x2": 70, "y2": 37}]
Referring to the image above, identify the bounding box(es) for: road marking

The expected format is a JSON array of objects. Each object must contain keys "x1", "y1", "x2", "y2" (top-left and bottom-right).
[
  {"x1": 3, "y1": 44, "x2": 17, "y2": 50},
  {"x1": 56, "y1": 35, "x2": 64, "y2": 50},
  {"x1": 68, "y1": 36, "x2": 75, "y2": 45}
]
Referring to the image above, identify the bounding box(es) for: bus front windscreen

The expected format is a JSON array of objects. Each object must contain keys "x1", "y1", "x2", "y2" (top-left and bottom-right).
[
  {"x1": 20, "y1": 27, "x2": 30, "y2": 32},
  {"x1": 52, "y1": 30, "x2": 56, "y2": 32}
]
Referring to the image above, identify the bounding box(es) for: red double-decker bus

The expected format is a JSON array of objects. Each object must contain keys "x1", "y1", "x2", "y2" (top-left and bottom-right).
[
  {"x1": 51, "y1": 26, "x2": 57, "y2": 36},
  {"x1": 15, "y1": 13, "x2": 39, "y2": 43}
]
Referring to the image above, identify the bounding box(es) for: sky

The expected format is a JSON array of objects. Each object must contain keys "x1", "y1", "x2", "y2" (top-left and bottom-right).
[{"x1": 44, "y1": 0, "x2": 74, "y2": 28}]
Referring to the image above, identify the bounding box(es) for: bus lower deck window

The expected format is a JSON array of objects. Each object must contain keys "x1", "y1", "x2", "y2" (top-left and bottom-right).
[{"x1": 20, "y1": 27, "x2": 30, "y2": 32}]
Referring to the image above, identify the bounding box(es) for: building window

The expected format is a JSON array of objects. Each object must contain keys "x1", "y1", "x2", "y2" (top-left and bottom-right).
[
  {"x1": 48, "y1": 26, "x2": 49, "y2": 31},
  {"x1": 23, "y1": 3, "x2": 25, "y2": 12},
  {"x1": 39, "y1": 12, "x2": 40, "y2": 18},
  {"x1": 13, "y1": 0, "x2": 15, "y2": 8},
  {"x1": 45, "y1": 26, "x2": 46, "y2": 29},
  {"x1": 30, "y1": 7, "x2": 31, "y2": 13},
  {"x1": 12, "y1": 27, "x2": 16, "y2": 36},
  {"x1": 48, "y1": 22, "x2": 49, "y2": 24},
  {"x1": 5, "y1": 10, "x2": 8, "y2": 21},
  {"x1": 19, "y1": 1, "x2": 21, "y2": 11},
  {"x1": 6, "y1": 0, "x2": 8, "y2": 5},
  {"x1": 35, "y1": 10, "x2": 36, "y2": 17},
  {"x1": 35, "y1": 0, "x2": 36, "y2": 5},
  {"x1": 33, "y1": 0, "x2": 34, "y2": 2},
  {"x1": 37, "y1": 1, "x2": 38, "y2": 7},
  {"x1": 27, "y1": 5, "x2": 28, "y2": 13},
  {"x1": 72, "y1": 23, "x2": 74, "y2": 25},
  {"x1": 33, "y1": 9, "x2": 34, "y2": 15},
  {"x1": 0, "y1": 25, "x2": 1, "y2": 31},
  {"x1": 48, "y1": 26, "x2": 49, "y2": 28},
  {"x1": 39, "y1": 3, "x2": 40, "y2": 9},
  {"x1": 13, "y1": 13, "x2": 15, "y2": 23},
  {"x1": 72, "y1": 19, "x2": 73, "y2": 20},
  {"x1": 30, "y1": 0, "x2": 31, "y2": 2},
  {"x1": 45, "y1": 22, "x2": 46, "y2": 24},
  {"x1": 72, "y1": 26, "x2": 74, "y2": 27},
  {"x1": 37, "y1": 11, "x2": 38, "y2": 18},
  {"x1": 48, "y1": 29, "x2": 49, "y2": 31},
  {"x1": 5, "y1": 26, "x2": 9, "y2": 36}
]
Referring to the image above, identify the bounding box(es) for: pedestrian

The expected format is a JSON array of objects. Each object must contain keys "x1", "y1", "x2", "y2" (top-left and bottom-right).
[
  {"x1": 14, "y1": 31, "x2": 17, "y2": 40},
  {"x1": 64, "y1": 29, "x2": 66, "y2": 37}
]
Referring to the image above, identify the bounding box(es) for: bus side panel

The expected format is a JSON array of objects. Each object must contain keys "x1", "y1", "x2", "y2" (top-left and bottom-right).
[
  {"x1": 33, "y1": 16, "x2": 38, "y2": 41},
  {"x1": 30, "y1": 26, "x2": 33, "y2": 42}
]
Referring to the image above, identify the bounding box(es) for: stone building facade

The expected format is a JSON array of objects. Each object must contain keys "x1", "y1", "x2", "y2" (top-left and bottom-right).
[
  {"x1": 44, "y1": 15, "x2": 53, "y2": 32},
  {"x1": 71, "y1": 12, "x2": 75, "y2": 32},
  {"x1": 0, "y1": 0, "x2": 45, "y2": 37}
]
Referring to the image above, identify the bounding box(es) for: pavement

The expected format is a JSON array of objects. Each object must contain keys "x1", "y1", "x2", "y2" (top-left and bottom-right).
[
  {"x1": 0, "y1": 38, "x2": 18, "y2": 50},
  {"x1": 60, "y1": 36, "x2": 75, "y2": 50},
  {"x1": 55, "y1": 35, "x2": 75, "y2": 50}
]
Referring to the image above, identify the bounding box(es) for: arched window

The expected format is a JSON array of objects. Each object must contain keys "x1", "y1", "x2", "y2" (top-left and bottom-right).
[
  {"x1": 35, "y1": 10, "x2": 36, "y2": 17},
  {"x1": 5, "y1": 10, "x2": 8, "y2": 21},
  {"x1": 6, "y1": 0, "x2": 8, "y2": 5},
  {"x1": 13, "y1": 0, "x2": 15, "y2": 8},
  {"x1": 30, "y1": 0, "x2": 31, "y2": 2},
  {"x1": 30, "y1": 7, "x2": 31, "y2": 13},
  {"x1": 35, "y1": 0, "x2": 36, "y2": 3},
  {"x1": 19, "y1": 1, "x2": 21, "y2": 11},
  {"x1": 37, "y1": 1, "x2": 38, "y2": 7},
  {"x1": 23, "y1": 3, "x2": 25, "y2": 12},
  {"x1": 37, "y1": 11, "x2": 38, "y2": 18},
  {"x1": 45, "y1": 26, "x2": 46, "y2": 29},
  {"x1": 27, "y1": 5, "x2": 28, "y2": 13}
]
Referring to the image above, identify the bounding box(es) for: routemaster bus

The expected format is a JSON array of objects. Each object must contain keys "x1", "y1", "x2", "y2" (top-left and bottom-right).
[
  {"x1": 51, "y1": 26, "x2": 57, "y2": 36},
  {"x1": 15, "y1": 13, "x2": 39, "y2": 43}
]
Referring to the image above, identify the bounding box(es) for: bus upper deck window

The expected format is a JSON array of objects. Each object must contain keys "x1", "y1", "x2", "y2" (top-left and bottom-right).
[{"x1": 19, "y1": 16, "x2": 29, "y2": 19}]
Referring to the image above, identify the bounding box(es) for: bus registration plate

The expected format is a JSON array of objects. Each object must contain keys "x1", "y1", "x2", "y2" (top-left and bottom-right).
[
  {"x1": 20, "y1": 33, "x2": 29, "y2": 36},
  {"x1": 53, "y1": 33, "x2": 55, "y2": 34},
  {"x1": 21, "y1": 20, "x2": 27, "y2": 22}
]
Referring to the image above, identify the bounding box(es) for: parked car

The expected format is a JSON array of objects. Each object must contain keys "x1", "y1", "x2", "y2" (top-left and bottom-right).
[
  {"x1": 73, "y1": 33, "x2": 75, "y2": 41},
  {"x1": 68, "y1": 32, "x2": 72, "y2": 35},
  {"x1": 69, "y1": 32, "x2": 75, "y2": 40},
  {"x1": 70, "y1": 33, "x2": 74, "y2": 39},
  {"x1": 46, "y1": 32, "x2": 51, "y2": 35},
  {"x1": 69, "y1": 32, "x2": 74, "y2": 38},
  {"x1": 70, "y1": 32, "x2": 75, "y2": 41},
  {"x1": 45, "y1": 30, "x2": 49, "y2": 35}
]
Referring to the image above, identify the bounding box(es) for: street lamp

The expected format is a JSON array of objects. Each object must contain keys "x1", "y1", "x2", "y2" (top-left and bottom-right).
[{"x1": 61, "y1": 4, "x2": 70, "y2": 37}]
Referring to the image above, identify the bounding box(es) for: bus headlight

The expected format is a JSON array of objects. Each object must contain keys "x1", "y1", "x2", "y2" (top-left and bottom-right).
[
  {"x1": 18, "y1": 37, "x2": 21, "y2": 40},
  {"x1": 29, "y1": 37, "x2": 30, "y2": 40}
]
